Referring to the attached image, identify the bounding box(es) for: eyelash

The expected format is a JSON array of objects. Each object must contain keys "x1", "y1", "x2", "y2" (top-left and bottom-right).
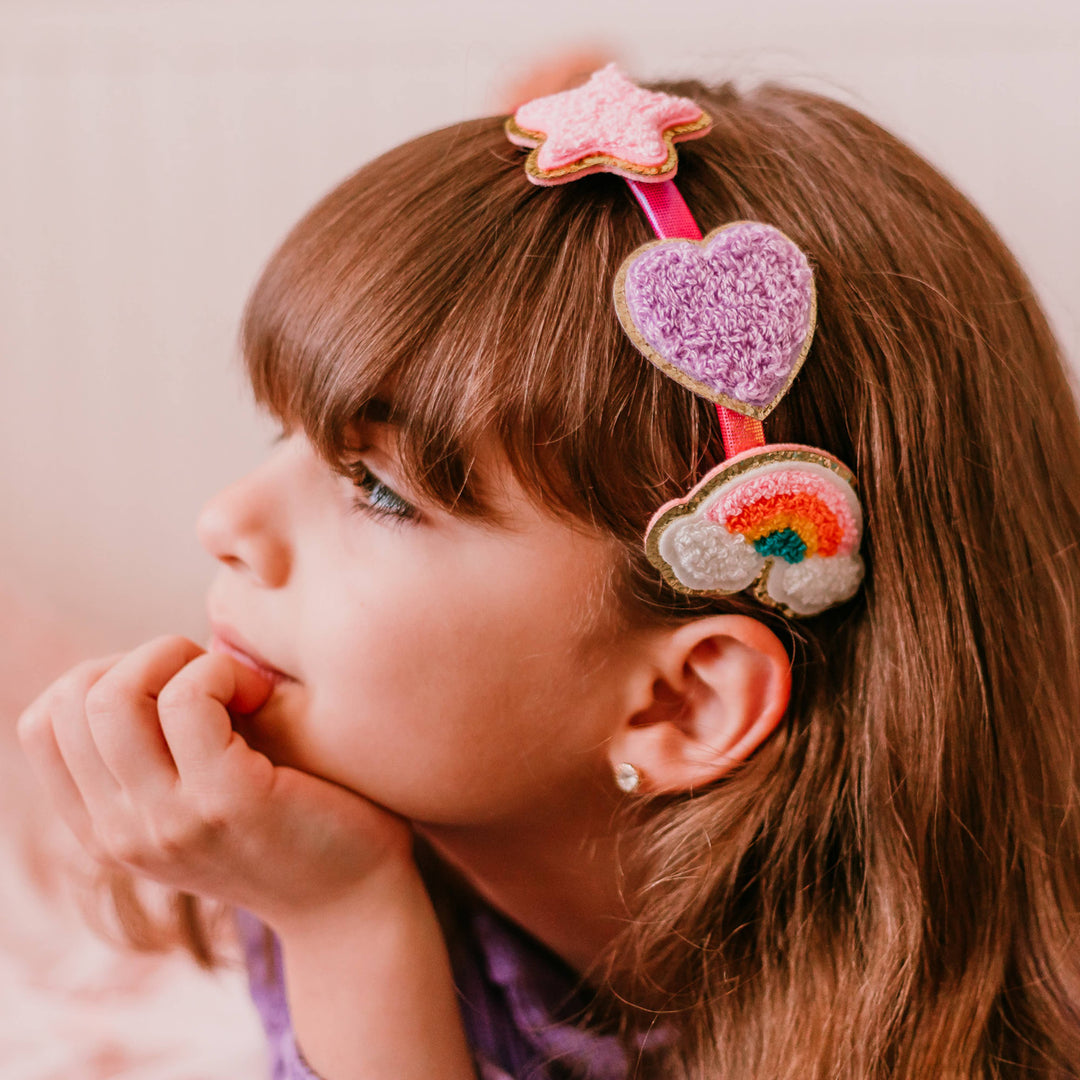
[{"x1": 346, "y1": 460, "x2": 419, "y2": 524}]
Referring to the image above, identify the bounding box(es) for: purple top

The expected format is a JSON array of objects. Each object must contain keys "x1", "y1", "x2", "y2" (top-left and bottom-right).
[{"x1": 235, "y1": 880, "x2": 652, "y2": 1080}]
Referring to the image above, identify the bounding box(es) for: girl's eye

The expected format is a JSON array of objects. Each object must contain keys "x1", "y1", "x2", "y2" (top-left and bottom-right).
[{"x1": 346, "y1": 460, "x2": 419, "y2": 524}]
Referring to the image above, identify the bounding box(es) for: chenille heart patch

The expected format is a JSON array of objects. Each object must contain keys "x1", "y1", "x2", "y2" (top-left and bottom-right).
[{"x1": 613, "y1": 221, "x2": 817, "y2": 419}]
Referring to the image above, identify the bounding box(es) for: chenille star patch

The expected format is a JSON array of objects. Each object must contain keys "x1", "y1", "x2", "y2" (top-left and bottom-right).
[{"x1": 505, "y1": 64, "x2": 712, "y2": 186}]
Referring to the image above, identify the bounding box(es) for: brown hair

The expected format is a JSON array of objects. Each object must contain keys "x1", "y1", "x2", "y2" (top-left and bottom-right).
[{"x1": 104, "y1": 80, "x2": 1080, "y2": 1077}]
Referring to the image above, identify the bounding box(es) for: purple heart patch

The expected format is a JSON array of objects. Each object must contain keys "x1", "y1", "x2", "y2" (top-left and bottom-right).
[{"x1": 613, "y1": 221, "x2": 816, "y2": 418}]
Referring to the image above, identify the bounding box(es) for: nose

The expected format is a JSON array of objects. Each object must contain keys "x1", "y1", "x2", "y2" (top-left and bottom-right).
[{"x1": 196, "y1": 463, "x2": 292, "y2": 588}]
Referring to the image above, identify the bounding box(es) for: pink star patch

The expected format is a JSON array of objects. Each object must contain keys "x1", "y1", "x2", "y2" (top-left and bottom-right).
[{"x1": 505, "y1": 64, "x2": 712, "y2": 186}]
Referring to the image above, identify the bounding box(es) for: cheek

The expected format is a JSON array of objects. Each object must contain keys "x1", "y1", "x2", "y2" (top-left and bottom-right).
[
  {"x1": 260, "y1": 516, "x2": 623, "y2": 820},
  {"x1": 313, "y1": 586, "x2": 566, "y2": 752},
  {"x1": 296, "y1": 604, "x2": 604, "y2": 819},
  {"x1": 316, "y1": 525, "x2": 592, "y2": 714}
]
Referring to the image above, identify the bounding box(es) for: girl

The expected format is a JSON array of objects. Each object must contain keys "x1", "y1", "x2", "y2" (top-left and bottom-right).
[{"x1": 17, "y1": 71, "x2": 1080, "y2": 1080}]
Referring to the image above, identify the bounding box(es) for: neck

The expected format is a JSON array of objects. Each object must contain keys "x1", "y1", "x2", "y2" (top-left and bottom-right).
[{"x1": 417, "y1": 789, "x2": 629, "y2": 976}]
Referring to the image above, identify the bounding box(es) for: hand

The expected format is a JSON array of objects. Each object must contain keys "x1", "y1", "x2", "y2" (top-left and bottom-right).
[{"x1": 17, "y1": 636, "x2": 414, "y2": 932}]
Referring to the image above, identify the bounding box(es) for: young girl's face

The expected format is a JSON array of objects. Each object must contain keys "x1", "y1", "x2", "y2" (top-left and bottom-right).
[{"x1": 197, "y1": 417, "x2": 638, "y2": 827}]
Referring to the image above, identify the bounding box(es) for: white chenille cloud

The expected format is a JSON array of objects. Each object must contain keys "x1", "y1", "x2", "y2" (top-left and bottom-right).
[
  {"x1": 658, "y1": 514, "x2": 763, "y2": 593},
  {"x1": 764, "y1": 551, "x2": 865, "y2": 616}
]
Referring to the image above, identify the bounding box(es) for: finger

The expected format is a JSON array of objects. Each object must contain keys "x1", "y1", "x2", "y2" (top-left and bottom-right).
[
  {"x1": 19, "y1": 703, "x2": 97, "y2": 850},
  {"x1": 84, "y1": 635, "x2": 205, "y2": 795},
  {"x1": 22, "y1": 654, "x2": 125, "y2": 839},
  {"x1": 156, "y1": 652, "x2": 274, "y2": 782}
]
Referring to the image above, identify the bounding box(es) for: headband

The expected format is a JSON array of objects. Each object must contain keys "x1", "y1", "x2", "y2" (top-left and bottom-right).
[{"x1": 506, "y1": 65, "x2": 864, "y2": 617}]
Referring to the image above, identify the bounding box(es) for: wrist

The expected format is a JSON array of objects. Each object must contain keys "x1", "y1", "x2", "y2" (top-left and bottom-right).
[
  {"x1": 266, "y1": 853, "x2": 426, "y2": 945},
  {"x1": 272, "y1": 858, "x2": 476, "y2": 1080}
]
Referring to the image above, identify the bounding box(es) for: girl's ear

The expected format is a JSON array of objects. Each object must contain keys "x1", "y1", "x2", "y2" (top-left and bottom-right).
[{"x1": 609, "y1": 615, "x2": 791, "y2": 794}]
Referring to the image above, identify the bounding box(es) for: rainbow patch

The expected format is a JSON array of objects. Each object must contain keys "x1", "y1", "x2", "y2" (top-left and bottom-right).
[
  {"x1": 707, "y1": 466, "x2": 859, "y2": 562},
  {"x1": 645, "y1": 446, "x2": 865, "y2": 616}
]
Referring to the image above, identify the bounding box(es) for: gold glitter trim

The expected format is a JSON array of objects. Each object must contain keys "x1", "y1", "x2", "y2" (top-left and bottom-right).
[
  {"x1": 612, "y1": 222, "x2": 818, "y2": 420},
  {"x1": 504, "y1": 112, "x2": 712, "y2": 185}
]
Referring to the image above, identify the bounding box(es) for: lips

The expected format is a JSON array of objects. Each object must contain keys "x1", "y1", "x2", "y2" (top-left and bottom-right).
[{"x1": 207, "y1": 623, "x2": 294, "y2": 686}]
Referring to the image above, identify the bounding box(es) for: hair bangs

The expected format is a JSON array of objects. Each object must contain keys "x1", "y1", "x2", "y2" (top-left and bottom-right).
[{"x1": 240, "y1": 116, "x2": 718, "y2": 532}]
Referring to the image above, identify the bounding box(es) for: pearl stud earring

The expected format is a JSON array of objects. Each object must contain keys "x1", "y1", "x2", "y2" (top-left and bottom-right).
[{"x1": 613, "y1": 762, "x2": 641, "y2": 793}]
